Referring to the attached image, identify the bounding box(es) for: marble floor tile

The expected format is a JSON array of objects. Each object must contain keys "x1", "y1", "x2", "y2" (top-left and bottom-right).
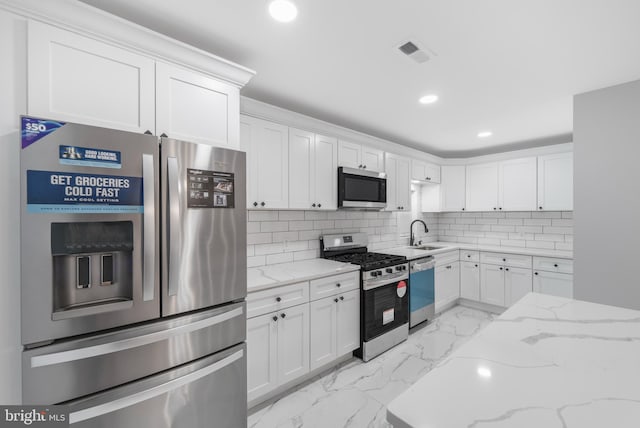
[{"x1": 248, "y1": 305, "x2": 496, "y2": 428}]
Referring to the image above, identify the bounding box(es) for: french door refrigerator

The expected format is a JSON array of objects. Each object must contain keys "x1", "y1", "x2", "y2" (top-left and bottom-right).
[{"x1": 20, "y1": 116, "x2": 247, "y2": 427}]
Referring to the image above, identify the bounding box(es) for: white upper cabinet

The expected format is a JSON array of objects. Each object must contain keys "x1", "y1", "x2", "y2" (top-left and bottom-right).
[
  {"x1": 28, "y1": 21, "x2": 155, "y2": 133},
  {"x1": 499, "y1": 157, "x2": 537, "y2": 211},
  {"x1": 156, "y1": 62, "x2": 239, "y2": 147},
  {"x1": 440, "y1": 165, "x2": 466, "y2": 212},
  {"x1": 412, "y1": 159, "x2": 441, "y2": 183},
  {"x1": 338, "y1": 140, "x2": 384, "y2": 172},
  {"x1": 466, "y1": 163, "x2": 499, "y2": 211},
  {"x1": 537, "y1": 152, "x2": 573, "y2": 211},
  {"x1": 241, "y1": 115, "x2": 289, "y2": 209},
  {"x1": 467, "y1": 157, "x2": 537, "y2": 212},
  {"x1": 385, "y1": 153, "x2": 411, "y2": 211},
  {"x1": 289, "y1": 128, "x2": 337, "y2": 210}
]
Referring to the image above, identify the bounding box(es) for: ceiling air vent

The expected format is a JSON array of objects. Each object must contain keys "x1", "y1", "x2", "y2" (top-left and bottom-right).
[{"x1": 396, "y1": 38, "x2": 435, "y2": 64}]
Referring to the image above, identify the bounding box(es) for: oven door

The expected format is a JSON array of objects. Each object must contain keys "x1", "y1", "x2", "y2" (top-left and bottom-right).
[
  {"x1": 362, "y1": 278, "x2": 409, "y2": 341},
  {"x1": 338, "y1": 167, "x2": 386, "y2": 209}
]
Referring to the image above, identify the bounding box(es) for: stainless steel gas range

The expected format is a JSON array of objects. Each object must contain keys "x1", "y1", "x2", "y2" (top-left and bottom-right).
[{"x1": 320, "y1": 233, "x2": 409, "y2": 361}]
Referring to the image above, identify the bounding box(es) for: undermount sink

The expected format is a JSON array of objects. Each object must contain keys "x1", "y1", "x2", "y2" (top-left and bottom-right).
[{"x1": 411, "y1": 245, "x2": 443, "y2": 251}]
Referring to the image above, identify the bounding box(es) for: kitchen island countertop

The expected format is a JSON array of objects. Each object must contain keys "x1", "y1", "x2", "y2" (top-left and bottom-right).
[
  {"x1": 247, "y1": 258, "x2": 360, "y2": 293},
  {"x1": 387, "y1": 292, "x2": 640, "y2": 427}
]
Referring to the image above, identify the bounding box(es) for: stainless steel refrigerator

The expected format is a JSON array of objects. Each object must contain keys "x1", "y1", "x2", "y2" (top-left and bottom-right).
[{"x1": 19, "y1": 116, "x2": 247, "y2": 427}]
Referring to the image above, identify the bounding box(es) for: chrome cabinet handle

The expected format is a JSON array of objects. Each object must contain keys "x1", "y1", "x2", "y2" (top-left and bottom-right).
[
  {"x1": 167, "y1": 157, "x2": 180, "y2": 297},
  {"x1": 142, "y1": 154, "x2": 156, "y2": 301}
]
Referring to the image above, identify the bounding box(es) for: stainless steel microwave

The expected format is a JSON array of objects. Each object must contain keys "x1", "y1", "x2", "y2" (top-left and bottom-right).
[{"x1": 338, "y1": 167, "x2": 387, "y2": 209}]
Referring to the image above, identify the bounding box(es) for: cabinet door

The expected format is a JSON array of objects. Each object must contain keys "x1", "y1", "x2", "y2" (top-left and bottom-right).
[
  {"x1": 337, "y1": 140, "x2": 362, "y2": 169},
  {"x1": 440, "y1": 166, "x2": 466, "y2": 212},
  {"x1": 385, "y1": 153, "x2": 410, "y2": 211},
  {"x1": 336, "y1": 290, "x2": 360, "y2": 356},
  {"x1": 466, "y1": 163, "x2": 499, "y2": 212},
  {"x1": 361, "y1": 146, "x2": 385, "y2": 171},
  {"x1": 309, "y1": 297, "x2": 337, "y2": 371},
  {"x1": 247, "y1": 313, "x2": 278, "y2": 402},
  {"x1": 435, "y1": 262, "x2": 460, "y2": 312},
  {"x1": 460, "y1": 261, "x2": 480, "y2": 301},
  {"x1": 505, "y1": 267, "x2": 532, "y2": 306},
  {"x1": 424, "y1": 163, "x2": 441, "y2": 183},
  {"x1": 28, "y1": 21, "x2": 155, "y2": 133},
  {"x1": 277, "y1": 304, "x2": 310, "y2": 385},
  {"x1": 480, "y1": 264, "x2": 505, "y2": 306},
  {"x1": 411, "y1": 159, "x2": 427, "y2": 182},
  {"x1": 313, "y1": 134, "x2": 338, "y2": 210},
  {"x1": 421, "y1": 183, "x2": 441, "y2": 213},
  {"x1": 499, "y1": 157, "x2": 537, "y2": 211},
  {"x1": 288, "y1": 127, "x2": 315, "y2": 209},
  {"x1": 241, "y1": 116, "x2": 289, "y2": 209},
  {"x1": 533, "y1": 271, "x2": 573, "y2": 298},
  {"x1": 538, "y1": 152, "x2": 573, "y2": 211},
  {"x1": 156, "y1": 62, "x2": 239, "y2": 147}
]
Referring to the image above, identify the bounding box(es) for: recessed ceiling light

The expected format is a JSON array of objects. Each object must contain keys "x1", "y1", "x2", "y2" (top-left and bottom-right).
[
  {"x1": 269, "y1": 0, "x2": 298, "y2": 23},
  {"x1": 419, "y1": 94, "x2": 439, "y2": 105},
  {"x1": 477, "y1": 366, "x2": 492, "y2": 379},
  {"x1": 477, "y1": 131, "x2": 493, "y2": 138}
]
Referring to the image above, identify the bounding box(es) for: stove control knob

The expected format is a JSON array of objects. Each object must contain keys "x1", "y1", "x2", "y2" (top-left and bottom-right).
[
  {"x1": 371, "y1": 271, "x2": 378, "y2": 277},
  {"x1": 386, "y1": 268, "x2": 393, "y2": 273},
  {"x1": 376, "y1": 270, "x2": 383, "y2": 276},
  {"x1": 402, "y1": 265, "x2": 407, "y2": 271},
  {"x1": 395, "y1": 266, "x2": 402, "y2": 271}
]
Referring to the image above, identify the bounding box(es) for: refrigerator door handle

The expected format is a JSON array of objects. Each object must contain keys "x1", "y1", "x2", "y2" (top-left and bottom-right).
[
  {"x1": 142, "y1": 153, "x2": 155, "y2": 301},
  {"x1": 30, "y1": 306, "x2": 244, "y2": 368},
  {"x1": 167, "y1": 156, "x2": 180, "y2": 296},
  {"x1": 68, "y1": 349, "x2": 244, "y2": 424}
]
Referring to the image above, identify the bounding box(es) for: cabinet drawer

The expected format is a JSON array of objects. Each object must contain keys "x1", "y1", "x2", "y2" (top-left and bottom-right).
[
  {"x1": 434, "y1": 250, "x2": 460, "y2": 267},
  {"x1": 247, "y1": 282, "x2": 309, "y2": 319},
  {"x1": 532, "y1": 257, "x2": 573, "y2": 274},
  {"x1": 480, "y1": 252, "x2": 532, "y2": 269},
  {"x1": 310, "y1": 271, "x2": 359, "y2": 301},
  {"x1": 460, "y1": 250, "x2": 480, "y2": 263}
]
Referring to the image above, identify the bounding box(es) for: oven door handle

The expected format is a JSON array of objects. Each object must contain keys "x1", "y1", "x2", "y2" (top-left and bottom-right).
[{"x1": 363, "y1": 273, "x2": 408, "y2": 291}]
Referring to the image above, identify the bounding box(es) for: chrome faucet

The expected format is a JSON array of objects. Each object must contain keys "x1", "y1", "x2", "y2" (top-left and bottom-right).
[{"x1": 410, "y1": 219, "x2": 429, "y2": 247}]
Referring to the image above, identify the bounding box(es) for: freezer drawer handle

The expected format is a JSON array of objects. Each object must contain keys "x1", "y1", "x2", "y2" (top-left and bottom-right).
[
  {"x1": 30, "y1": 306, "x2": 244, "y2": 368},
  {"x1": 167, "y1": 156, "x2": 180, "y2": 296},
  {"x1": 68, "y1": 349, "x2": 244, "y2": 424},
  {"x1": 142, "y1": 153, "x2": 155, "y2": 301}
]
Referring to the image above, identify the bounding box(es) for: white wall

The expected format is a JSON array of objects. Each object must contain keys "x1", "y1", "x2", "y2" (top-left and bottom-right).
[
  {"x1": 0, "y1": 9, "x2": 26, "y2": 403},
  {"x1": 574, "y1": 79, "x2": 640, "y2": 310}
]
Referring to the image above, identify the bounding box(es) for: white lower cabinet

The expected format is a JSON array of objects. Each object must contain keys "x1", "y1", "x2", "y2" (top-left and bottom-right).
[
  {"x1": 435, "y1": 261, "x2": 460, "y2": 313},
  {"x1": 460, "y1": 261, "x2": 480, "y2": 301},
  {"x1": 480, "y1": 263, "x2": 532, "y2": 308},
  {"x1": 248, "y1": 271, "x2": 360, "y2": 404},
  {"x1": 505, "y1": 267, "x2": 533, "y2": 306},
  {"x1": 247, "y1": 303, "x2": 310, "y2": 402},
  {"x1": 533, "y1": 270, "x2": 574, "y2": 298},
  {"x1": 480, "y1": 264, "x2": 506, "y2": 307},
  {"x1": 310, "y1": 289, "x2": 359, "y2": 371}
]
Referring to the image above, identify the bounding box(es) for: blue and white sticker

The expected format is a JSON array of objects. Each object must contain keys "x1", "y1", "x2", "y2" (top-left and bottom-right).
[
  {"x1": 59, "y1": 145, "x2": 122, "y2": 169},
  {"x1": 27, "y1": 170, "x2": 143, "y2": 214},
  {"x1": 21, "y1": 117, "x2": 65, "y2": 149}
]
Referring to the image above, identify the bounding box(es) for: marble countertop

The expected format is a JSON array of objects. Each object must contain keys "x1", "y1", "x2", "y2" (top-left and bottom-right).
[
  {"x1": 247, "y1": 259, "x2": 360, "y2": 293},
  {"x1": 387, "y1": 293, "x2": 640, "y2": 428},
  {"x1": 381, "y1": 241, "x2": 573, "y2": 260}
]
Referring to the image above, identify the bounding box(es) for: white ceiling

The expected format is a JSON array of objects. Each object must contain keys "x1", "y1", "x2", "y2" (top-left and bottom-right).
[{"x1": 80, "y1": 0, "x2": 640, "y2": 156}]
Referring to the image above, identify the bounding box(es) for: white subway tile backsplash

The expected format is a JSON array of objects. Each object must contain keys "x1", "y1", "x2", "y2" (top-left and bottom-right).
[
  {"x1": 279, "y1": 210, "x2": 305, "y2": 221},
  {"x1": 247, "y1": 233, "x2": 272, "y2": 245},
  {"x1": 272, "y1": 231, "x2": 299, "y2": 243},
  {"x1": 266, "y1": 252, "x2": 294, "y2": 265},
  {"x1": 260, "y1": 221, "x2": 289, "y2": 232},
  {"x1": 249, "y1": 211, "x2": 278, "y2": 222},
  {"x1": 248, "y1": 209, "x2": 572, "y2": 266}
]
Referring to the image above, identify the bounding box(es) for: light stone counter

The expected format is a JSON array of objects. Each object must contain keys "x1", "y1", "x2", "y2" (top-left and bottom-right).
[
  {"x1": 381, "y1": 241, "x2": 573, "y2": 260},
  {"x1": 247, "y1": 259, "x2": 360, "y2": 293},
  {"x1": 387, "y1": 293, "x2": 640, "y2": 428}
]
